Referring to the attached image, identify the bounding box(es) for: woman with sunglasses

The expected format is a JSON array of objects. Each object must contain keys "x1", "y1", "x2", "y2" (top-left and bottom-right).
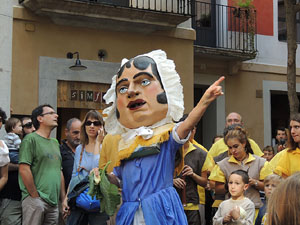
[
  {"x1": 64, "y1": 110, "x2": 109, "y2": 225},
  {"x1": 209, "y1": 126, "x2": 270, "y2": 219},
  {"x1": 21, "y1": 117, "x2": 35, "y2": 138}
]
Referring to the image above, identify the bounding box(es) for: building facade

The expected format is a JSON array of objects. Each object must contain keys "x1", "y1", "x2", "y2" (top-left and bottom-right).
[
  {"x1": 8, "y1": 0, "x2": 195, "y2": 140},
  {"x1": 1, "y1": 0, "x2": 300, "y2": 148},
  {"x1": 193, "y1": 0, "x2": 300, "y2": 149}
]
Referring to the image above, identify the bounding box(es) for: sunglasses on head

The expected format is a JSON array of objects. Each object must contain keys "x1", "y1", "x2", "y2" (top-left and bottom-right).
[
  {"x1": 23, "y1": 122, "x2": 33, "y2": 128},
  {"x1": 85, "y1": 120, "x2": 102, "y2": 126}
]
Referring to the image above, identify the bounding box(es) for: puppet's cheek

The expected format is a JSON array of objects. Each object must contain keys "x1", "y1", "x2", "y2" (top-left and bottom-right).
[{"x1": 116, "y1": 97, "x2": 126, "y2": 110}]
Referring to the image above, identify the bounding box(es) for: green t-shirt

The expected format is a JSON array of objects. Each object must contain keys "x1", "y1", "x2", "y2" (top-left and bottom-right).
[{"x1": 19, "y1": 132, "x2": 61, "y2": 206}]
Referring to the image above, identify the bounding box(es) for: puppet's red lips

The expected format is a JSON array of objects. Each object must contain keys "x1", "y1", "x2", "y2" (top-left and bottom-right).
[{"x1": 127, "y1": 99, "x2": 146, "y2": 110}]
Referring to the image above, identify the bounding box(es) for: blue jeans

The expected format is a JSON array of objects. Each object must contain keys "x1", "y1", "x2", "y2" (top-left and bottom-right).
[
  {"x1": 67, "y1": 208, "x2": 109, "y2": 225},
  {"x1": 9, "y1": 151, "x2": 19, "y2": 164}
]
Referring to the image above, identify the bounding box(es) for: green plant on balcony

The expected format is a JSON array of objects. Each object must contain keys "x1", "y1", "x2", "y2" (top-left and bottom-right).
[
  {"x1": 233, "y1": 0, "x2": 256, "y2": 51},
  {"x1": 234, "y1": 0, "x2": 254, "y2": 8},
  {"x1": 197, "y1": 13, "x2": 211, "y2": 28}
]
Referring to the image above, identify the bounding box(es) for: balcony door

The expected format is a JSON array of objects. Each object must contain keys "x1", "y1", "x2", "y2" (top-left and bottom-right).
[{"x1": 193, "y1": 0, "x2": 216, "y2": 47}]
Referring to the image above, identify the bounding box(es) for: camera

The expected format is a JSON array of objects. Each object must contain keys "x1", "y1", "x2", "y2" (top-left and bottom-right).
[{"x1": 279, "y1": 138, "x2": 286, "y2": 146}]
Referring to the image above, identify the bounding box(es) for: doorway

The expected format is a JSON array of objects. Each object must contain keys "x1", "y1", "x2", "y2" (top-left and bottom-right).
[
  {"x1": 270, "y1": 91, "x2": 300, "y2": 145},
  {"x1": 56, "y1": 80, "x2": 110, "y2": 143},
  {"x1": 194, "y1": 84, "x2": 218, "y2": 149}
]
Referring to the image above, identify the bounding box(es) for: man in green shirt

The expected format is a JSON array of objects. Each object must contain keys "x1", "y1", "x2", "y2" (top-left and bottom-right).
[{"x1": 19, "y1": 104, "x2": 65, "y2": 225}]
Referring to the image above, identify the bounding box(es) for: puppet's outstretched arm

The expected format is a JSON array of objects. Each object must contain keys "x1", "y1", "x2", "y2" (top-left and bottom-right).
[{"x1": 176, "y1": 76, "x2": 225, "y2": 139}]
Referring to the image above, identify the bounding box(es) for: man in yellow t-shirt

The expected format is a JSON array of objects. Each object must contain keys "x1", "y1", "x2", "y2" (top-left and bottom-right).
[{"x1": 209, "y1": 112, "x2": 263, "y2": 158}]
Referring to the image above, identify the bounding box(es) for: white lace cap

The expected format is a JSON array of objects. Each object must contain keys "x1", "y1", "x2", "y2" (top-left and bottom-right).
[{"x1": 103, "y1": 49, "x2": 184, "y2": 135}]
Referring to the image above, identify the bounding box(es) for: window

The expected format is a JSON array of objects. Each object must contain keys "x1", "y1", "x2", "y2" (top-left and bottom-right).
[{"x1": 278, "y1": 0, "x2": 300, "y2": 42}]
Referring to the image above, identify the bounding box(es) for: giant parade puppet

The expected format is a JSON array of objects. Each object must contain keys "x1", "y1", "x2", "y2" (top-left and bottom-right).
[{"x1": 102, "y1": 50, "x2": 224, "y2": 225}]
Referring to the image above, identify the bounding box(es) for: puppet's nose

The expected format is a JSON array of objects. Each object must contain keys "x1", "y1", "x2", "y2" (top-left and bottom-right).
[{"x1": 127, "y1": 90, "x2": 139, "y2": 98}]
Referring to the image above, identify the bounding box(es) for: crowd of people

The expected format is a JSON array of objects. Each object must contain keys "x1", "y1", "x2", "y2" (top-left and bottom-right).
[
  {"x1": 0, "y1": 108, "x2": 298, "y2": 225},
  {"x1": 0, "y1": 50, "x2": 299, "y2": 225}
]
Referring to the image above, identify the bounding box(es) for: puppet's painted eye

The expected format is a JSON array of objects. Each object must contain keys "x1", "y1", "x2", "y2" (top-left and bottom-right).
[
  {"x1": 141, "y1": 79, "x2": 150, "y2": 86},
  {"x1": 119, "y1": 86, "x2": 128, "y2": 94}
]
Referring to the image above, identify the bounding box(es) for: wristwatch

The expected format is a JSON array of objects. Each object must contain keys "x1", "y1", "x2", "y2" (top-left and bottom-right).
[{"x1": 255, "y1": 181, "x2": 258, "y2": 187}]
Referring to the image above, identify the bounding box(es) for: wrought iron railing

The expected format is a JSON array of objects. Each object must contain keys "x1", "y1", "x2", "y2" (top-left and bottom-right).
[
  {"x1": 193, "y1": 1, "x2": 257, "y2": 53},
  {"x1": 44, "y1": 0, "x2": 193, "y2": 15}
]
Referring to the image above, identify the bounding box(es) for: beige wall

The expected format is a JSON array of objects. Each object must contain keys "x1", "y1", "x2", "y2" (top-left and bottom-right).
[
  {"x1": 226, "y1": 64, "x2": 300, "y2": 148},
  {"x1": 11, "y1": 7, "x2": 195, "y2": 115}
]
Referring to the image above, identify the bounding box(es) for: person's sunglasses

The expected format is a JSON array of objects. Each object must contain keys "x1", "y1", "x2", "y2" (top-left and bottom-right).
[
  {"x1": 85, "y1": 120, "x2": 102, "y2": 126},
  {"x1": 40, "y1": 111, "x2": 57, "y2": 116},
  {"x1": 23, "y1": 122, "x2": 33, "y2": 128}
]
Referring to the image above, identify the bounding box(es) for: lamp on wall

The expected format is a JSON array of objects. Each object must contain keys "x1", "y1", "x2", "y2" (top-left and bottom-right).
[{"x1": 67, "y1": 52, "x2": 87, "y2": 71}]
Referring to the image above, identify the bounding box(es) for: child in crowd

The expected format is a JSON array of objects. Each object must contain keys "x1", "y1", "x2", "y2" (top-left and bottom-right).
[
  {"x1": 255, "y1": 174, "x2": 282, "y2": 225},
  {"x1": 213, "y1": 170, "x2": 255, "y2": 225},
  {"x1": 4, "y1": 117, "x2": 23, "y2": 163},
  {"x1": 262, "y1": 146, "x2": 274, "y2": 162},
  {"x1": 267, "y1": 172, "x2": 300, "y2": 225}
]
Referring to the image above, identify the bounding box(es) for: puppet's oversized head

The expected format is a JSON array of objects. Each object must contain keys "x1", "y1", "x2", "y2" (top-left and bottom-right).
[{"x1": 103, "y1": 50, "x2": 184, "y2": 134}]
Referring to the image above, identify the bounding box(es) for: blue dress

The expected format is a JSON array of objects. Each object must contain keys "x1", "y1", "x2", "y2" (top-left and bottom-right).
[{"x1": 114, "y1": 132, "x2": 188, "y2": 225}]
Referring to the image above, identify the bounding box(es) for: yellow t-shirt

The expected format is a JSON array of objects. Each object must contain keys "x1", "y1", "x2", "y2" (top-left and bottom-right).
[
  {"x1": 274, "y1": 148, "x2": 300, "y2": 177},
  {"x1": 209, "y1": 138, "x2": 263, "y2": 158},
  {"x1": 183, "y1": 203, "x2": 199, "y2": 210},
  {"x1": 263, "y1": 149, "x2": 286, "y2": 176}
]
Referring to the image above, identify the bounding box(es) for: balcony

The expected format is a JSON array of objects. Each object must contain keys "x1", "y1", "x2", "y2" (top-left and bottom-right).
[
  {"x1": 193, "y1": 1, "x2": 257, "y2": 61},
  {"x1": 19, "y1": 0, "x2": 192, "y2": 33}
]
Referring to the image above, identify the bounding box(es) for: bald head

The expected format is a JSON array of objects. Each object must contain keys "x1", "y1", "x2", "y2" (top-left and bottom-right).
[{"x1": 226, "y1": 112, "x2": 242, "y2": 127}]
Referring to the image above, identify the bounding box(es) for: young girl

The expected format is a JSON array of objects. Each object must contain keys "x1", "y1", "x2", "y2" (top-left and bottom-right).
[
  {"x1": 209, "y1": 126, "x2": 269, "y2": 216},
  {"x1": 213, "y1": 170, "x2": 255, "y2": 225},
  {"x1": 275, "y1": 114, "x2": 300, "y2": 177}
]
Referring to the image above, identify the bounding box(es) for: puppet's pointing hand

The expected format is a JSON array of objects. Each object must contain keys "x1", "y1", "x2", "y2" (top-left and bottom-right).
[
  {"x1": 202, "y1": 76, "x2": 225, "y2": 105},
  {"x1": 176, "y1": 76, "x2": 225, "y2": 140}
]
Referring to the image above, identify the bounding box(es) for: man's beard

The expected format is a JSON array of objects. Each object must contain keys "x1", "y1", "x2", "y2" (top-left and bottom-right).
[{"x1": 69, "y1": 139, "x2": 80, "y2": 149}]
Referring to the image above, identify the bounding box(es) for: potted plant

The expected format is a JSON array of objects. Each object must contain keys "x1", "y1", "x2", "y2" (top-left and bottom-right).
[{"x1": 233, "y1": 0, "x2": 254, "y2": 18}]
